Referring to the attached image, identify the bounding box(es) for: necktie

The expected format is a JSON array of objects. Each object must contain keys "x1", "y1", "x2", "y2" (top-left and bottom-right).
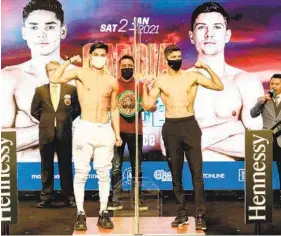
[
  {"x1": 51, "y1": 84, "x2": 59, "y2": 111},
  {"x1": 275, "y1": 95, "x2": 280, "y2": 106}
]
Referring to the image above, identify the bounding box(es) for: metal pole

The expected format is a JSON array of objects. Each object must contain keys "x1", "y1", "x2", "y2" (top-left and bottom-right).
[
  {"x1": 255, "y1": 223, "x2": 261, "y2": 235},
  {"x1": 133, "y1": 16, "x2": 140, "y2": 235}
]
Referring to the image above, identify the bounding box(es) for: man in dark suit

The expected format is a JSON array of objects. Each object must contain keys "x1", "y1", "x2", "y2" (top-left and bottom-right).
[
  {"x1": 251, "y1": 73, "x2": 281, "y2": 202},
  {"x1": 31, "y1": 60, "x2": 80, "y2": 208}
]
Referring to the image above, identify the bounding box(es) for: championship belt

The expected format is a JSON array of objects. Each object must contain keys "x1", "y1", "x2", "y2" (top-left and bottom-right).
[{"x1": 118, "y1": 90, "x2": 142, "y2": 118}]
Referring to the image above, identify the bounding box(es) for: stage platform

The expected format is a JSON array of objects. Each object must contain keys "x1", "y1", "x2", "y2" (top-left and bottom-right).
[{"x1": 73, "y1": 216, "x2": 205, "y2": 235}]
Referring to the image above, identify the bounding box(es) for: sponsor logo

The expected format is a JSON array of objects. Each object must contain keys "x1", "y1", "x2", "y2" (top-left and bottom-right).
[
  {"x1": 1, "y1": 137, "x2": 14, "y2": 222},
  {"x1": 238, "y1": 169, "x2": 245, "y2": 182},
  {"x1": 122, "y1": 167, "x2": 132, "y2": 184},
  {"x1": 31, "y1": 174, "x2": 41, "y2": 179},
  {"x1": 88, "y1": 173, "x2": 98, "y2": 179},
  {"x1": 1, "y1": 133, "x2": 18, "y2": 223},
  {"x1": 31, "y1": 173, "x2": 97, "y2": 180},
  {"x1": 245, "y1": 131, "x2": 272, "y2": 223},
  {"x1": 154, "y1": 169, "x2": 172, "y2": 182},
  {"x1": 203, "y1": 173, "x2": 225, "y2": 179}
]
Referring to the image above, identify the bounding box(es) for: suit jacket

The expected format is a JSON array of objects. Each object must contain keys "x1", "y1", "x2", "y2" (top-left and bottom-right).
[
  {"x1": 250, "y1": 98, "x2": 281, "y2": 147},
  {"x1": 31, "y1": 83, "x2": 81, "y2": 145}
]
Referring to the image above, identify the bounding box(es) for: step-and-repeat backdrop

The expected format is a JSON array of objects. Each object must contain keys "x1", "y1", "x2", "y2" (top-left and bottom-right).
[{"x1": 1, "y1": 0, "x2": 280, "y2": 190}]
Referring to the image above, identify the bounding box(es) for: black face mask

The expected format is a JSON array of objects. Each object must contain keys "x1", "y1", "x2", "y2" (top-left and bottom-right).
[
  {"x1": 121, "y1": 68, "x2": 134, "y2": 80},
  {"x1": 167, "y1": 59, "x2": 182, "y2": 71}
]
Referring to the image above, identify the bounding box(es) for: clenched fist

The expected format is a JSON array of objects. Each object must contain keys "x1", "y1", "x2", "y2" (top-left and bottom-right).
[
  {"x1": 70, "y1": 55, "x2": 82, "y2": 64},
  {"x1": 195, "y1": 61, "x2": 209, "y2": 69}
]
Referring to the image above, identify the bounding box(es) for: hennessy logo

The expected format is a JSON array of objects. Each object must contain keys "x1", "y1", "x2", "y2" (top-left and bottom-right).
[
  {"x1": 247, "y1": 134, "x2": 270, "y2": 221},
  {"x1": 1, "y1": 137, "x2": 13, "y2": 158},
  {"x1": 1, "y1": 137, "x2": 13, "y2": 174},
  {"x1": 1, "y1": 137, "x2": 14, "y2": 222}
]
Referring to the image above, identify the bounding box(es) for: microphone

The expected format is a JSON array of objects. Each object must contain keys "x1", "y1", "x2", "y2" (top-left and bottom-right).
[
  {"x1": 268, "y1": 89, "x2": 276, "y2": 98},
  {"x1": 260, "y1": 89, "x2": 276, "y2": 104}
]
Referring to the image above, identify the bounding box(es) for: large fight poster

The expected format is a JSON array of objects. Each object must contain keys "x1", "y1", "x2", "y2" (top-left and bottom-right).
[{"x1": 1, "y1": 0, "x2": 281, "y2": 190}]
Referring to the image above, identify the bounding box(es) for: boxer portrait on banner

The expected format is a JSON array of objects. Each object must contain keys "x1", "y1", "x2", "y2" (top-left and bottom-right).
[
  {"x1": 189, "y1": 2, "x2": 281, "y2": 161},
  {"x1": 250, "y1": 74, "x2": 281, "y2": 203},
  {"x1": 1, "y1": 0, "x2": 75, "y2": 162},
  {"x1": 142, "y1": 44, "x2": 224, "y2": 230},
  {"x1": 31, "y1": 61, "x2": 80, "y2": 208},
  {"x1": 50, "y1": 42, "x2": 122, "y2": 230},
  {"x1": 159, "y1": 2, "x2": 281, "y2": 161}
]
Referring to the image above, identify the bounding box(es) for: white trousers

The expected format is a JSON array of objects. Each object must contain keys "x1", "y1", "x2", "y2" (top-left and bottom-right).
[{"x1": 73, "y1": 119, "x2": 115, "y2": 214}]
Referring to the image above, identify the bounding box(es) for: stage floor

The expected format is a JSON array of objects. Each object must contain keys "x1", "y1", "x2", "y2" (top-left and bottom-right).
[
  {"x1": 7, "y1": 193, "x2": 281, "y2": 235},
  {"x1": 73, "y1": 216, "x2": 205, "y2": 235}
]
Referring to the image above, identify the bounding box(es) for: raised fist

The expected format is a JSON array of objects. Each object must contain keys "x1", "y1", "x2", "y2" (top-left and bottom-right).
[
  {"x1": 195, "y1": 61, "x2": 209, "y2": 69},
  {"x1": 70, "y1": 55, "x2": 82, "y2": 63}
]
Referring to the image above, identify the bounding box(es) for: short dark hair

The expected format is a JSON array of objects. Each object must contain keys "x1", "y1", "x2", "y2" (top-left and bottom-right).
[
  {"x1": 164, "y1": 44, "x2": 181, "y2": 58},
  {"x1": 271, "y1": 74, "x2": 281, "y2": 80},
  {"x1": 89, "y1": 42, "x2": 108, "y2": 54},
  {"x1": 119, "y1": 55, "x2": 135, "y2": 64},
  {"x1": 191, "y1": 2, "x2": 229, "y2": 31},
  {"x1": 23, "y1": 0, "x2": 64, "y2": 25}
]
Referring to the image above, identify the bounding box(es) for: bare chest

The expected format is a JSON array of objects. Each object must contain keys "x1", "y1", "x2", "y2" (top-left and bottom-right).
[
  {"x1": 198, "y1": 78, "x2": 240, "y2": 102},
  {"x1": 195, "y1": 77, "x2": 242, "y2": 118},
  {"x1": 161, "y1": 80, "x2": 191, "y2": 98},
  {"x1": 15, "y1": 75, "x2": 48, "y2": 113},
  {"x1": 79, "y1": 80, "x2": 112, "y2": 100}
]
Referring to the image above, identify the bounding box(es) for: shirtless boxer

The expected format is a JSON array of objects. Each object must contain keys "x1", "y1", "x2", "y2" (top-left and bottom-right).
[
  {"x1": 50, "y1": 42, "x2": 122, "y2": 230},
  {"x1": 159, "y1": 2, "x2": 280, "y2": 161},
  {"x1": 142, "y1": 44, "x2": 224, "y2": 230},
  {"x1": 1, "y1": 0, "x2": 75, "y2": 161},
  {"x1": 189, "y1": 2, "x2": 281, "y2": 160}
]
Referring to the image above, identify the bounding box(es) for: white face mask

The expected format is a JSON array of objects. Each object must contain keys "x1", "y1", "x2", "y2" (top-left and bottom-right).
[{"x1": 90, "y1": 56, "x2": 107, "y2": 69}]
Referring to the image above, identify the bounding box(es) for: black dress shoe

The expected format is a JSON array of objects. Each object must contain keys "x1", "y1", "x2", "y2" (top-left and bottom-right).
[
  {"x1": 65, "y1": 200, "x2": 76, "y2": 208},
  {"x1": 171, "y1": 211, "x2": 189, "y2": 227},
  {"x1": 36, "y1": 200, "x2": 52, "y2": 208},
  {"x1": 195, "y1": 214, "x2": 207, "y2": 231}
]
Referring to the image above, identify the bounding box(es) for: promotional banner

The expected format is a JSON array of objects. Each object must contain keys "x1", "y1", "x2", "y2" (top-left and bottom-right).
[
  {"x1": 1, "y1": 0, "x2": 281, "y2": 190},
  {"x1": 1, "y1": 132, "x2": 19, "y2": 224},
  {"x1": 245, "y1": 130, "x2": 273, "y2": 224},
  {"x1": 17, "y1": 161, "x2": 281, "y2": 191}
]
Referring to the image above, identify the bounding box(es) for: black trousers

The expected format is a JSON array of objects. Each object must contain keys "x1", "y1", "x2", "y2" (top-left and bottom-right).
[
  {"x1": 111, "y1": 133, "x2": 143, "y2": 201},
  {"x1": 162, "y1": 116, "x2": 206, "y2": 216},
  {"x1": 273, "y1": 138, "x2": 281, "y2": 191},
  {"x1": 39, "y1": 128, "x2": 74, "y2": 201}
]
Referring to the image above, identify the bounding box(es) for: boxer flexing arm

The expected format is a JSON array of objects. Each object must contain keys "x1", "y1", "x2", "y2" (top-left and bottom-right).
[
  {"x1": 193, "y1": 61, "x2": 224, "y2": 91},
  {"x1": 50, "y1": 55, "x2": 82, "y2": 84}
]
